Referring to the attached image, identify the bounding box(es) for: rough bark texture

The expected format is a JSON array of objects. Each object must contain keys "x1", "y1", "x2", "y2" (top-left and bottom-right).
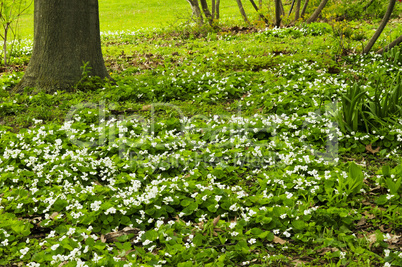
[
  {"x1": 15, "y1": 0, "x2": 109, "y2": 93},
  {"x1": 236, "y1": 0, "x2": 250, "y2": 25},
  {"x1": 306, "y1": 0, "x2": 328, "y2": 23},
  {"x1": 363, "y1": 0, "x2": 396, "y2": 54}
]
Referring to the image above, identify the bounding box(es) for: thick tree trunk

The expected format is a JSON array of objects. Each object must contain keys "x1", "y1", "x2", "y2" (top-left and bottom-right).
[
  {"x1": 186, "y1": 0, "x2": 204, "y2": 25},
  {"x1": 14, "y1": 0, "x2": 109, "y2": 93},
  {"x1": 301, "y1": 0, "x2": 309, "y2": 18},
  {"x1": 306, "y1": 0, "x2": 329, "y2": 23},
  {"x1": 275, "y1": 0, "x2": 281, "y2": 27},
  {"x1": 363, "y1": 0, "x2": 396, "y2": 54},
  {"x1": 295, "y1": 0, "x2": 302, "y2": 21},
  {"x1": 235, "y1": 0, "x2": 250, "y2": 25}
]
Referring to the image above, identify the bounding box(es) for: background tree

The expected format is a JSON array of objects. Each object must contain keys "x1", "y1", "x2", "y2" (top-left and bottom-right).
[
  {"x1": 275, "y1": 0, "x2": 281, "y2": 27},
  {"x1": 0, "y1": 0, "x2": 32, "y2": 66},
  {"x1": 363, "y1": 0, "x2": 396, "y2": 54},
  {"x1": 186, "y1": 0, "x2": 204, "y2": 25},
  {"x1": 249, "y1": 0, "x2": 269, "y2": 25},
  {"x1": 236, "y1": 0, "x2": 250, "y2": 25},
  {"x1": 14, "y1": 0, "x2": 109, "y2": 93},
  {"x1": 306, "y1": 0, "x2": 328, "y2": 23}
]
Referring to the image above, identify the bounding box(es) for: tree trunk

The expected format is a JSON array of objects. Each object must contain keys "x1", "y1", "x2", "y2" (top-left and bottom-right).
[
  {"x1": 259, "y1": 0, "x2": 262, "y2": 9},
  {"x1": 249, "y1": 0, "x2": 269, "y2": 25},
  {"x1": 288, "y1": 0, "x2": 296, "y2": 17},
  {"x1": 301, "y1": 0, "x2": 309, "y2": 18},
  {"x1": 14, "y1": 0, "x2": 109, "y2": 93},
  {"x1": 295, "y1": 0, "x2": 302, "y2": 21},
  {"x1": 306, "y1": 0, "x2": 329, "y2": 23},
  {"x1": 377, "y1": 34, "x2": 402, "y2": 54},
  {"x1": 275, "y1": 0, "x2": 281, "y2": 27},
  {"x1": 363, "y1": 0, "x2": 396, "y2": 54},
  {"x1": 279, "y1": 0, "x2": 285, "y2": 16},
  {"x1": 216, "y1": 0, "x2": 220, "y2": 19},
  {"x1": 211, "y1": 0, "x2": 216, "y2": 20},
  {"x1": 235, "y1": 0, "x2": 250, "y2": 25},
  {"x1": 200, "y1": 0, "x2": 213, "y2": 25},
  {"x1": 186, "y1": 0, "x2": 204, "y2": 25}
]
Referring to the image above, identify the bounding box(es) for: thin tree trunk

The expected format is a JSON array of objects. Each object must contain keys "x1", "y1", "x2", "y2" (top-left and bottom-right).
[
  {"x1": 306, "y1": 0, "x2": 329, "y2": 23},
  {"x1": 363, "y1": 0, "x2": 396, "y2": 54},
  {"x1": 216, "y1": 0, "x2": 220, "y2": 19},
  {"x1": 275, "y1": 0, "x2": 281, "y2": 27},
  {"x1": 377, "y1": 34, "x2": 402, "y2": 54},
  {"x1": 295, "y1": 0, "x2": 301, "y2": 21},
  {"x1": 200, "y1": 0, "x2": 213, "y2": 25},
  {"x1": 279, "y1": 0, "x2": 285, "y2": 16},
  {"x1": 186, "y1": 0, "x2": 203, "y2": 25},
  {"x1": 235, "y1": 0, "x2": 250, "y2": 25},
  {"x1": 288, "y1": 0, "x2": 296, "y2": 17},
  {"x1": 212, "y1": 0, "x2": 216, "y2": 19},
  {"x1": 259, "y1": 0, "x2": 262, "y2": 9},
  {"x1": 249, "y1": 0, "x2": 270, "y2": 25},
  {"x1": 3, "y1": 24, "x2": 8, "y2": 66},
  {"x1": 301, "y1": 0, "x2": 309, "y2": 18}
]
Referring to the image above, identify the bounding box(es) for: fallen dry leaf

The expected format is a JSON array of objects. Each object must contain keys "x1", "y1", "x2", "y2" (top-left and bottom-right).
[
  {"x1": 366, "y1": 144, "x2": 380, "y2": 154},
  {"x1": 356, "y1": 217, "x2": 367, "y2": 227},
  {"x1": 103, "y1": 227, "x2": 140, "y2": 243},
  {"x1": 142, "y1": 105, "x2": 152, "y2": 111},
  {"x1": 273, "y1": 235, "x2": 286, "y2": 245},
  {"x1": 213, "y1": 215, "x2": 221, "y2": 227}
]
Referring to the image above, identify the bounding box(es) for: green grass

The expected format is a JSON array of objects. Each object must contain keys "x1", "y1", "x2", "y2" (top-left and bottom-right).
[{"x1": 17, "y1": 0, "x2": 260, "y2": 39}]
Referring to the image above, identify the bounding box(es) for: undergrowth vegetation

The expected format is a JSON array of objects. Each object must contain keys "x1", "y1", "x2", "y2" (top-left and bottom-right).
[{"x1": 1, "y1": 8, "x2": 402, "y2": 267}]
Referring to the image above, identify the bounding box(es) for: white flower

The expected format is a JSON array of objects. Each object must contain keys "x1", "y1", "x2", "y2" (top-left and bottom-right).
[
  {"x1": 93, "y1": 252, "x2": 102, "y2": 263},
  {"x1": 50, "y1": 244, "x2": 60, "y2": 251},
  {"x1": 248, "y1": 238, "x2": 256, "y2": 244}
]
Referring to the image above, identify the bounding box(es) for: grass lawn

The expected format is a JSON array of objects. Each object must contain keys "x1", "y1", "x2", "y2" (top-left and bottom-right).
[
  {"x1": 1, "y1": 1, "x2": 402, "y2": 266},
  {"x1": 18, "y1": 0, "x2": 258, "y2": 38}
]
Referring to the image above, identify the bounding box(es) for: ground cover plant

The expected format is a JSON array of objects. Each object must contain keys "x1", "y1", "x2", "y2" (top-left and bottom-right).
[{"x1": 2, "y1": 1, "x2": 402, "y2": 266}]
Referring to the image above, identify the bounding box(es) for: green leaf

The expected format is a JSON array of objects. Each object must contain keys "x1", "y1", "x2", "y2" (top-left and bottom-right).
[{"x1": 193, "y1": 233, "x2": 204, "y2": 247}]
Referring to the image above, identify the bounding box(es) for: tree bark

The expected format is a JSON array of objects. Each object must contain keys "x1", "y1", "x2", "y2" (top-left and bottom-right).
[
  {"x1": 14, "y1": 0, "x2": 109, "y2": 93},
  {"x1": 211, "y1": 0, "x2": 216, "y2": 19},
  {"x1": 363, "y1": 0, "x2": 396, "y2": 54},
  {"x1": 216, "y1": 0, "x2": 220, "y2": 19},
  {"x1": 200, "y1": 0, "x2": 213, "y2": 25},
  {"x1": 301, "y1": 0, "x2": 309, "y2": 18},
  {"x1": 306, "y1": 0, "x2": 329, "y2": 23},
  {"x1": 295, "y1": 0, "x2": 302, "y2": 21},
  {"x1": 186, "y1": 0, "x2": 204, "y2": 25},
  {"x1": 275, "y1": 0, "x2": 281, "y2": 27},
  {"x1": 377, "y1": 34, "x2": 402, "y2": 54},
  {"x1": 235, "y1": 0, "x2": 250, "y2": 25}
]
